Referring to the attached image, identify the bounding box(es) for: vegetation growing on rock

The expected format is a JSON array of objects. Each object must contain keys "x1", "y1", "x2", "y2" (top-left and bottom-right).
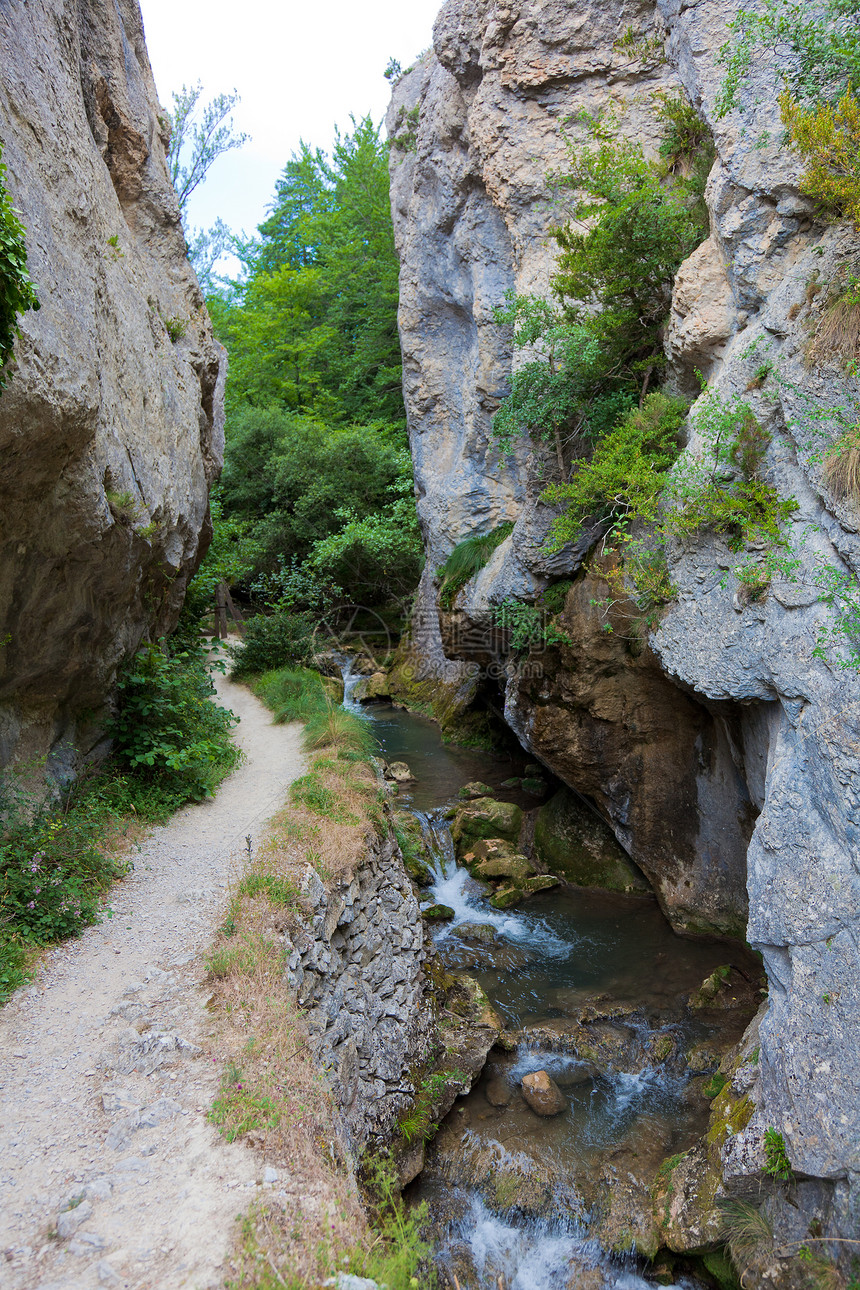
[{"x1": 0, "y1": 142, "x2": 39, "y2": 386}]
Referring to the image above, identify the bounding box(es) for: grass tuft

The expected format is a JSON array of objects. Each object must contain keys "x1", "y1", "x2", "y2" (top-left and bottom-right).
[
  {"x1": 824, "y1": 425, "x2": 860, "y2": 505},
  {"x1": 437, "y1": 522, "x2": 515, "y2": 609}
]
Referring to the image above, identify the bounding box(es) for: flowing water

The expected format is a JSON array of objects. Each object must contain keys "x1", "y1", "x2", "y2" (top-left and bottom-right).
[{"x1": 342, "y1": 662, "x2": 750, "y2": 1288}]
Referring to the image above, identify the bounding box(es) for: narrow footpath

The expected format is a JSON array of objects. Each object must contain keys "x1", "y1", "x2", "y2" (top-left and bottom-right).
[{"x1": 0, "y1": 675, "x2": 305, "y2": 1290}]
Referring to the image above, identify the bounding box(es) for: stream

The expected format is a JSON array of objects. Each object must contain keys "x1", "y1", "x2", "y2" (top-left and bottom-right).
[{"x1": 341, "y1": 662, "x2": 744, "y2": 1289}]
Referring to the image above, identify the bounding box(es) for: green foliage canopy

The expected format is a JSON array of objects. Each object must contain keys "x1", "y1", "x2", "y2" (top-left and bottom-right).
[{"x1": 213, "y1": 116, "x2": 403, "y2": 425}]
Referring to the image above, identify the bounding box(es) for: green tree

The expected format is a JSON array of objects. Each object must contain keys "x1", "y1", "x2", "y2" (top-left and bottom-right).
[
  {"x1": 214, "y1": 116, "x2": 403, "y2": 425},
  {"x1": 167, "y1": 82, "x2": 249, "y2": 211},
  {"x1": 492, "y1": 112, "x2": 710, "y2": 469}
]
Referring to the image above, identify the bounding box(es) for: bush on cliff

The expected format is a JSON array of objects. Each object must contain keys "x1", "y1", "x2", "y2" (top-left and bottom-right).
[
  {"x1": 492, "y1": 104, "x2": 712, "y2": 469},
  {"x1": 718, "y1": 0, "x2": 860, "y2": 229},
  {"x1": 0, "y1": 142, "x2": 40, "y2": 387}
]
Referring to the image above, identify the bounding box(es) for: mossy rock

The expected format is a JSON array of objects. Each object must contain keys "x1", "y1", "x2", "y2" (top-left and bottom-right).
[
  {"x1": 701, "y1": 1248, "x2": 741, "y2": 1290},
  {"x1": 321, "y1": 675, "x2": 345, "y2": 703},
  {"x1": 489, "y1": 886, "x2": 523, "y2": 910},
  {"x1": 353, "y1": 670, "x2": 391, "y2": 702},
  {"x1": 451, "y1": 797, "x2": 523, "y2": 853},
  {"x1": 458, "y1": 780, "x2": 494, "y2": 800},
  {"x1": 501, "y1": 777, "x2": 521, "y2": 789},
  {"x1": 521, "y1": 776, "x2": 548, "y2": 796},
  {"x1": 521, "y1": 875, "x2": 559, "y2": 896},
  {"x1": 457, "y1": 921, "x2": 498, "y2": 943},
  {"x1": 533, "y1": 788, "x2": 649, "y2": 892},
  {"x1": 462, "y1": 837, "x2": 518, "y2": 864},
  {"x1": 474, "y1": 854, "x2": 535, "y2": 883},
  {"x1": 422, "y1": 903, "x2": 455, "y2": 921},
  {"x1": 404, "y1": 853, "x2": 435, "y2": 886}
]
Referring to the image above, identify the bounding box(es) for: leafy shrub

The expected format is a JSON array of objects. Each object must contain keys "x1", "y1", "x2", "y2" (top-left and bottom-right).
[
  {"x1": 492, "y1": 106, "x2": 710, "y2": 472},
  {"x1": 544, "y1": 391, "x2": 689, "y2": 543},
  {"x1": 717, "y1": 0, "x2": 860, "y2": 115},
  {"x1": 0, "y1": 772, "x2": 132, "y2": 998},
  {"x1": 437, "y1": 522, "x2": 515, "y2": 609},
  {"x1": 664, "y1": 389, "x2": 799, "y2": 550},
  {"x1": 230, "y1": 610, "x2": 316, "y2": 677},
  {"x1": 493, "y1": 598, "x2": 573, "y2": 652},
  {"x1": 780, "y1": 88, "x2": 860, "y2": 227},
  {"x1": 111, "y1": 640, "x2": 239, "y2": 802},
  {"x1": 0, "y1": 143, "x2": 40, "y2": 387}
]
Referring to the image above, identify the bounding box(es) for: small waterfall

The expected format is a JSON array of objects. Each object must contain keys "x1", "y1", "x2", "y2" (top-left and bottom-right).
[
  {"x1": 440, "y1": 1192, "x2": 698, "y2": 1290},
  {"x1": 337, "y1": 653, "x2": 366, "y2": 714},
  {"x1": 415, "y1": 808, "x2": 572, "y2": 958}
]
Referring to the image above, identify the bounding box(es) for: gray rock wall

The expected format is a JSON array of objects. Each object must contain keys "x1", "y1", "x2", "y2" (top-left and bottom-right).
[
  {"x1": 389, "y1": 0, "x2": 860, "y2": 1263},
  {"x1": 285, "y1": 829, "x2": 435, "y2": 1144},
  {"x1": 0, "y1": 0, "x2": 223, "y2": 777}
]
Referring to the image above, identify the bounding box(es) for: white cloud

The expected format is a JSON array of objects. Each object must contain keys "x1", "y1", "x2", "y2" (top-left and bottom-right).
[{"x1": 138, "y1": 0, "x2": 439, "y2": 247}]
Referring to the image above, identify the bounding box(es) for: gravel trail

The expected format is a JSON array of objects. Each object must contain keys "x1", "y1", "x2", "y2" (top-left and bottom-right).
[{"x1": 0, "y1": 674, "x2": 305, "y2": 1290}]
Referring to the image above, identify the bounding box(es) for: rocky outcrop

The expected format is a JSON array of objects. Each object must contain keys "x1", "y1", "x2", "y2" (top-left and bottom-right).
[
  {"x1": 286, "y1": 830, "x2": 435, "y2": 1144},
  {"x1": 284, "y1": 825, "x2": 498, "y2": 1167},
  {"x1": 0, "y1": 0, "x2": 223, "y2": 778},
  {"x1": 389, "y1": 0, "x2": 860, "y2": 1272}
]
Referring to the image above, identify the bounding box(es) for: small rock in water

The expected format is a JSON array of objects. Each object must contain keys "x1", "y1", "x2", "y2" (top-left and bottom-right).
[
  {"x1": 385, "y1": 761, "x2": 415, "y2": 783},
  {"x1": 458, "y1": 780, "x2": 494, "y2": 800},
  {"x1": 520, "y1": 776, "x2": 548, "y2": 796},
  {"x1": 421, "y1": 903, "x2": 455, "y2": 921},
  {"x1": 521, "y1": 1069, "x2": 567, "y2": 1117},
  {"x1": 485, "y1": 1077, "x2": 512, "y2": 1107},
  {"x1": 457, "y1": 921, "x2": 498, "y2": 943}
]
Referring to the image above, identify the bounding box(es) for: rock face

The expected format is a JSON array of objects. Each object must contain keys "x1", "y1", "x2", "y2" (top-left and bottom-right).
[
  {"x1": 286, "y1": 830, "x2": 433, "y2": 1143},
  {"x1": 0, "y1": 0, "x2": 224, "y2": 777},
  {"x1": 388, "y1": 0, "x2": 860, "y2": 1269}
]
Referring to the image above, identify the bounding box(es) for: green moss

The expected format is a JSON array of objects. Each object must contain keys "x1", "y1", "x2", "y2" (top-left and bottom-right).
[
  {"x1": 701, "y1": 1247, "x2": 741, "y2": 1290},
  {"x1": 451, "y1": 798, "x2": 523, "y2": 852},
  {"x1": 706, "y1": 1089, "x2": 754, "y2": 1150},
  {"x1": 533, "y1": 788, "x2": 649, "y2": 892},
  {"x1": 703, "y1": 1072, "x2": 728, "y2": 1100}
]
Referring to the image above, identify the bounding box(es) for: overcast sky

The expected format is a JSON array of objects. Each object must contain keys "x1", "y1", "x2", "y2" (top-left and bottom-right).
[{"x1": 138, "y1": 0, "x2": 440, "y2": 260}]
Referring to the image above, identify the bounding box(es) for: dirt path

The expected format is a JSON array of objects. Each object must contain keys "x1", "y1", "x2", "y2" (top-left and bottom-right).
[{"x1": 0, "y1": 674, "x2": 305, "y2": 1290}]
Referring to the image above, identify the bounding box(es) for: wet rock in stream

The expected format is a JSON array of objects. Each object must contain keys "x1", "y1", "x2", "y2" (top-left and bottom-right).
[{"x1": 521, "y1": 1069, "x2": 568, "y2": 1117}]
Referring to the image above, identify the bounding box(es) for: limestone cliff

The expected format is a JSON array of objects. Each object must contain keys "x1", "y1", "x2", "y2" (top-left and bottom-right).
[
  {"x1": 0, "y1": 0, "x2": 223, "y2": 778},
  {"x1": 389, "y1": 0, "x2": 860, "y2": 1273}
]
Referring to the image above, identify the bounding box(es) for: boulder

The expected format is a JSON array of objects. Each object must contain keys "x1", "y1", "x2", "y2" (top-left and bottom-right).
[
  {"x1": 354, "y1": 670, "x2": 391, "y2": 702},
  {"x1": 485, "y1": 1077, "x2": 512, "y2": 1107},
  {"x1": 474, "y1": 853, "x2": 535, "y2": 883},
  {"x1": 421, "y1": 903, "x2": 455, "y2": 921},
  {"x1": 451, "y1": 798, "x2": 523, "y2": 854},
  {"x1": 521, "y1": 1070, "x2": 567, "y2": 1117},
  {"x1": 456, "y1": 921, "x2": 498, "y2": 944},
  {"x1": 458, "y1": 780, "x2": 494, "y2": 799},
  {"x1": 384, "y1": 761, "x2": 415, "y2": 783}
]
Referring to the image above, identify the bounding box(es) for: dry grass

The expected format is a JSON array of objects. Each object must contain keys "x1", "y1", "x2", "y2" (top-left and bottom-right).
[
  {"x1": 206, "y1": 831, "x2": 366, "y2": 1286},
  {"x1": 203, "y1": 700, "x2": 385, "y2": 1286},
  {"x1": 823, "y1": 425, "x2": 860, "y2": 505},
  {"x1": 807, "y1": 263, "x2": 860, "y2": 365},
  {"x1": 810, "y1": 296, "x2": 860, "y2": 363}
]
